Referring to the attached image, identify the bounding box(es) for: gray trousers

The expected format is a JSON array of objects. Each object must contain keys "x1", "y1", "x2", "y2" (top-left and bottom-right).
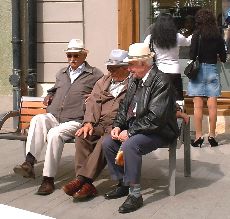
[{"x1": 102, "y1": 133, "x2": 167, "y2": 185}]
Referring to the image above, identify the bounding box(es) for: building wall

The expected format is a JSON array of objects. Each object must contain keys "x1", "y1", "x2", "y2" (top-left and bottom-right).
[
  {"x1": 37, "y1": 0, "x2": 118, "y2": 96},
  {"x1": 0, "y1": 1, "x2": 12, "y2": 95},
  {"x1": 37, "y1": 0, "x2": 84, "y2": 95},
  {"x1": 84, "y1": 0, "x2": 118, "y2": 73}
]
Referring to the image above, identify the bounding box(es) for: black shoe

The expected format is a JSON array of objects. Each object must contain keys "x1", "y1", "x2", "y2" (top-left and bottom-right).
[
  {"x1": 118, "y1": 195, "x2": 143, "y2": 213},
  {"x1": 37, "y1": 177, "x2": 55, "y2": 195},
  {"x1": 104, "y1": 185, "x2": 129, "y2": 200},
  {"x1": 208, "y1": 136, "x2": 218, "y2": 147},
  {"x1": 13, "y1": 161, "x2": 35, "y2": 179},
  {"x1": 191, "y1": 137, "x2": 204, "y2": 148}
]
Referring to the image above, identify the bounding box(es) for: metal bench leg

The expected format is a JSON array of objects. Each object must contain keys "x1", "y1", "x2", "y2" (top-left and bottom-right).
[
  {"x1": 23, "y1": 140, "x2": 27, "y2": 159},
  {"x1": 183, "y1": 120, "x2": 191, "y2": 177},
  {"x1": 168, "y1": 140, "x2": 176, "y2": 196}
]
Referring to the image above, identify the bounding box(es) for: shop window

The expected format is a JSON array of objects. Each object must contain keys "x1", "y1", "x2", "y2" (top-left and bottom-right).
[
  {"x1": 222, "y1": 0, "x2": 230, "y2": 61},
  {"x1": 140, "y1": 1, "x2": 227, "y2": 58}
]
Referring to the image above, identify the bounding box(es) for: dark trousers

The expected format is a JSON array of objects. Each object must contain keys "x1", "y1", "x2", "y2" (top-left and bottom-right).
[{"x1": 102, "y1": 133, "x2": 168, "y2": 185}]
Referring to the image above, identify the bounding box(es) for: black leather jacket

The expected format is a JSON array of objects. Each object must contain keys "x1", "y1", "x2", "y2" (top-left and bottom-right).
[{"x1": 113, "y1": 66, "x2": 179, "y2": 142}]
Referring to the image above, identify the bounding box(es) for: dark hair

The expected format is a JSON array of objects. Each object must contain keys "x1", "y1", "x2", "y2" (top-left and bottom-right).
[
  {"x1": 150, "y1": 13, "x2": 177, "y2": 50},
  {"x1": 195, "y1": 9, "x2": 220, "y2": 39}
]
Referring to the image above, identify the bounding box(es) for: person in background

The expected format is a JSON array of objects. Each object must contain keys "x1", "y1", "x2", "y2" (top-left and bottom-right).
[
  {"x1": 187, "y1": 9, "x2": 226, "y2": 147},
  {"x1": 62, "y1": 49, "x2": 130, "y2": 200},
  {"x1": 13, "y1": 39, "x2": 103, "y2": 195},
  {"x1": 180, "y1": 15, "x2": 195, "y2": 38},
  {"x1": 144, "y1": 13, "x2": 191, "y2": 124},
  {"x1": 102, "y1": 43, "x2": 179, "y2": 214}
]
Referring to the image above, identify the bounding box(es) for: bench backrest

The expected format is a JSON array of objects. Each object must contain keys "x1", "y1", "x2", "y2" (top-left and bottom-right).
[
  {"x1": 184, "y1": 91, "x2": 230, "y2": 116},
  {"x1": 19, "y1": 96, "x2": 46, "y2": 131}
]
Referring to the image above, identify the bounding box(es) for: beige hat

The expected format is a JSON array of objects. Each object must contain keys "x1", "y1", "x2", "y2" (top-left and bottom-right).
[
  {"x1": 64, "y1": 39, "x2": 86, "y2": 53},
  {"x1": 123, "y1": 43, "x2": 153, "y2": 62}
]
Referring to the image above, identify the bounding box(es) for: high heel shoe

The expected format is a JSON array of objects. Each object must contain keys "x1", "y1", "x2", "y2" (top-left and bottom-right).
[
  {"x1": 191, "y1": 137, "x2": 204, "y2": 148},
  {"x1": 208, "y1": 136, "x2": 218, "y2": 147}
]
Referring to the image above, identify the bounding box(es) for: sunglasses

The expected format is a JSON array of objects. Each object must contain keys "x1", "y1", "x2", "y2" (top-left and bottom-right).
[{"x1": 66, "y1": 54, "x2": 81, "y2": 59}]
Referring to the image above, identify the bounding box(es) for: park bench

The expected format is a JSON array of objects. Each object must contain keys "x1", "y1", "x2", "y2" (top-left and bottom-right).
[{"x1": 0, "y1": 96, "x2": 191, "y2": 196}]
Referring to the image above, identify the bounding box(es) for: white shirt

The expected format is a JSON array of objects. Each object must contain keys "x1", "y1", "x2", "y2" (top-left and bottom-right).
[
  {"x1": 132, "y1": 69, "x2": 151, "y2": 115},
  {"x1": 109, "y1": 77, "x2": 128, "y2": 98},
  {"x1": 144, "y1": 33, "x2": 192, "y2": 74},
  {"x1": 69, "y1": 63, "x2": 85, "y2": 83}
]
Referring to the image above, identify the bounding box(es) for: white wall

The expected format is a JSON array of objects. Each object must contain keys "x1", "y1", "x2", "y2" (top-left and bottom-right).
[
  {"x1": 84, "y1": 0, "x2": 118, "y2": 74},
  {"x1": 37, "y1": 1, "x2": 118, "y2": 96}
]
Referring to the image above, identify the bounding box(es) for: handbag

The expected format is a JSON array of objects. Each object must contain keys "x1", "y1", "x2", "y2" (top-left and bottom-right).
[{"x1": 184, "y1": 35, "x2": 201, "y2": 80}]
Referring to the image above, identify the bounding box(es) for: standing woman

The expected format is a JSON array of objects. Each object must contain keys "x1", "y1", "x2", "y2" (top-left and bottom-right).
[
  {"x1": 144, "y1": 13, "x2": 191, "y2": 123},
  {"x1": 188, "y1": 9, "x2": 226, "y2": 147}
]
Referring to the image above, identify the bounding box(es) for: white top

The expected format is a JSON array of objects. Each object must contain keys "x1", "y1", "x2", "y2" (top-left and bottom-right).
[
  {"x1": 109, "y1": 77, "x2": 128, "y2": 98},
  {"x1": 144, "y1": 33, "x2": 192, "y2": 74},
  {"x1": 133, "y1": 69, "x2": 151, "y2": 115}
]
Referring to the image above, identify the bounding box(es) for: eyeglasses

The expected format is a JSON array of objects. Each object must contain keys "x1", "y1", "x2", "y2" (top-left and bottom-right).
[{"x1": 66, "y1": 54, "x2": 81, "y2": 59}]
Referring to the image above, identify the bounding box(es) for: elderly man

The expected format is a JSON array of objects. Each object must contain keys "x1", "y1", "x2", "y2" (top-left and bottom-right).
[
  {"x1": 13, "y1": 39, "x2": 103, "y2": 195},
  {"x1": 62, "y1": 49, "x2": 130, "y2": 200},
  {"x1": 102, "y1": 43, "x2": 179, "y2": 213}
]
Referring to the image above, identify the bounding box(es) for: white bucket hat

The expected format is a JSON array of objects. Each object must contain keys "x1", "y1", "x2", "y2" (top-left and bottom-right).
[
  {"x1": 64, "y1": 39, "x2": 87, "y2": 53},
  {"x1": 123, "y1": 43, "x2": 154, "y2": 62},
  {"x1": 105, "y1": 49, "x2": 128, "y2": 66}
]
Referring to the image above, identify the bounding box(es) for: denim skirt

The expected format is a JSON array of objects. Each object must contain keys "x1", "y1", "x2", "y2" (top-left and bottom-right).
[{"x1": 187, "y1": 63, "x2": 221, "y2": 97}]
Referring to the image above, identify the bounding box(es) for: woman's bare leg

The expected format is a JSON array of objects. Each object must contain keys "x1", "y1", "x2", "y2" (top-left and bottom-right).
[
  {"x1": 193, "y1": 97, "x2": 204, "y2": 139},
  {"x1": 207, "y1": 97, "x2": 217, "y2": 137}
]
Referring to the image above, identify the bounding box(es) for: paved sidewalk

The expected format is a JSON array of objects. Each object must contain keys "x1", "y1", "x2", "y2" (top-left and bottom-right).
[{"x1": 0, "y1": 134, "x2": 230, "y2": 219}]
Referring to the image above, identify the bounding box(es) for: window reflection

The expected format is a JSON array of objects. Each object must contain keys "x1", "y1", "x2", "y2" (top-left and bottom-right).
[
  {"x1": 144, "y1": 1, "x2": 228, "y2": 60},
  {"x1": 222, "y1": 0, "x2": 230, "y2": 61}
]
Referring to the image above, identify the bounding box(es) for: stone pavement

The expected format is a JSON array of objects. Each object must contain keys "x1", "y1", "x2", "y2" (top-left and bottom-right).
[
  {"x1": 1, "y1": 95, "x2": 230, "y2": 218},
  {"x1": 0, "y1": 134, "x2": 230, "y2": 219}
]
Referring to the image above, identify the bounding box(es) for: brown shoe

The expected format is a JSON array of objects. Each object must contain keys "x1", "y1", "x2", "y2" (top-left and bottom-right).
[
  {"x1": 73, "y1": 183, "x2": 97, "y2": 199},
  {"x1": 13, "y1": 161, "x2": 35, "y2": 179},
  {"x1": 37, "y1": 177, "x2": 55, "y2": 195},
  {"x1": 62, "y1": 178, "x2": 84, "y2": 196}
]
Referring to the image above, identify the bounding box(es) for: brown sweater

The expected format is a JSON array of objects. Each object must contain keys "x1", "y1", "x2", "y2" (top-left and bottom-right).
[{"x1": 83, "y1": 74, "x2": 128, "y2": 133}]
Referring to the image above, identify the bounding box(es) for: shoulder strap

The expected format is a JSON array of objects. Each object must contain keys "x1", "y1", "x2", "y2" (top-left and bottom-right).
[{"x1": 196, "y1": 35, "x2": 201, "y2": 58}]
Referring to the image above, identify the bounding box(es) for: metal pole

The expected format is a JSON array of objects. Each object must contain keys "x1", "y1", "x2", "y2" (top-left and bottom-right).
[
  {"x1": 9, "y1": 0, "x2": 22, "y2": 127},
  {"x1": 27, "y1": 0, "x2": 37, "y2": 97}
]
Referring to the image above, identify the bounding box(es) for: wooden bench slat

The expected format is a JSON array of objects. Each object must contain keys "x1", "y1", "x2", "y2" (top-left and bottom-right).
[
  {"x1": 20, "y1": 108, "x2": 47, "y2": 115},
  {"x1": 184, "y1": 91, "x2": 230, "y2": 115},
  {"x1": 20, "y1": 116, "x2": 33, "y2": 123},
  {"x1": 21, "y1": 101, "x2": 46, "y2": 108}
]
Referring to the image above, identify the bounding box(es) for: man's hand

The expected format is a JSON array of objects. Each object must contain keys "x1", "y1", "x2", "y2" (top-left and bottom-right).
[
  {"x1": 43, "y1": 95, "x2": 53, "y2": 106},
  {"x1": 111, "y1": 127, "x2": 121, "y2": 140},
  {"x1": 118, "y1": 130, "x2": 129, "y2": 142},
  {"x1": 75, "y1": 123, "x2": 94, "y2": 138}
]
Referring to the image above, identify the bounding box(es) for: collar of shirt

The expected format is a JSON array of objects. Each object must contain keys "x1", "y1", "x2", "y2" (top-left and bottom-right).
[
  {"x1": 141, "y1": 67, "x2": 152, "y2": 84},
  {"x1": 69, "y1": 62, "x2": 85, "y2": 75},
  {"x1": 69, "y1": 62, "x2": 85, "y2": 83},
  {"x1": 111, "y1": 75, "x2": 129, "y2": 85},
  {"x1": 109, "y1": 77, "x2": 129, "y2": 98}
]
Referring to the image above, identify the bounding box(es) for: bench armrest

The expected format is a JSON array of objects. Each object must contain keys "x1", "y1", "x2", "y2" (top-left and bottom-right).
[{"x1": 0, "y1": 110, "x2": 20, "y2": 130}]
